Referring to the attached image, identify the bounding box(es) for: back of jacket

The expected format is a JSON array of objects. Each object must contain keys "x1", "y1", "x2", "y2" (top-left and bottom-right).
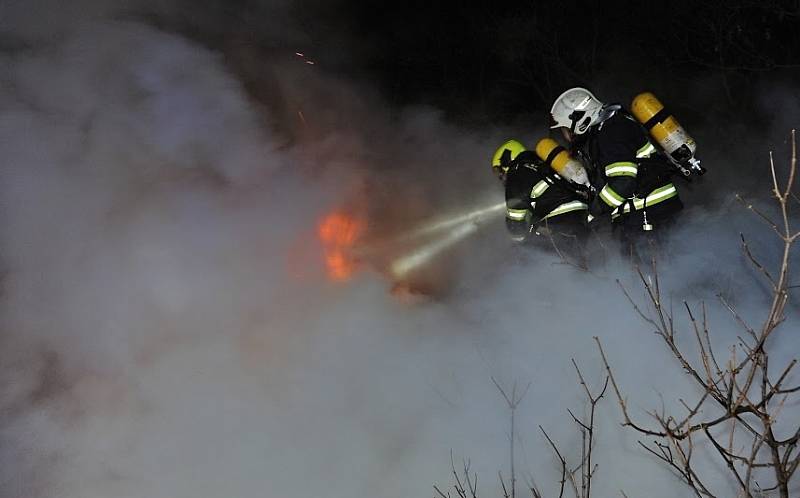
[
  {"x1": 580, "y1": 109, "x2": 681, "y2": 219},
  {"x1": 505, "y1": 151, "x2": 588, "y2": 240}
]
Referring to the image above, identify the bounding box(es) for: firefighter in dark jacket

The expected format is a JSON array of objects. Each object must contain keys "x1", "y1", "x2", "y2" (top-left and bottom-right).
[
  {"x1": 492, "y1": 139, "x2": 590, "y2": 261},
  {"x1": 549, "y1": 88, "x2": 683, "y2": 259}
]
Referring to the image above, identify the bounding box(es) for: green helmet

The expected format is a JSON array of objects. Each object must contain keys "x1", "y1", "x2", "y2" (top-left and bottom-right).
[{"x1": 492, "y1": 139, "x2": 527, "y2": 174}]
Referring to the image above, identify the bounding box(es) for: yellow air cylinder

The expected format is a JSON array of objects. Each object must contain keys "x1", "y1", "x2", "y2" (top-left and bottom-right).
[
  {"x1": 535, "y1": 138, "x2": 589, "y2": 187},
  {"x1": 631, "y1": 92, "x2": 697, "y2": 164}
]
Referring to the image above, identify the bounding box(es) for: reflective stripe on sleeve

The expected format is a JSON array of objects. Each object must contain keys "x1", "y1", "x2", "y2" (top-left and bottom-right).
[
  {"x1": 506, "y1": 208, "x2": 528, "y2": 221},
  {"x1": 611, "y1": 183, "x2": 679, "y2": 217},
  {"x1": 599, "y1": 184, "x2": 625, "y2": 207},
  {"x1": 636, "y1": 142, "x2": 657, "y2": 158},
  {"x1": 542, "y1": 200, "x2": 588, "y2": 220},
  {"x1": 530, "y1": 180, "x2": 550, "y2": 198},
  {"x1": 605, "y1": 161, "x2": 638, "y2": 177}
]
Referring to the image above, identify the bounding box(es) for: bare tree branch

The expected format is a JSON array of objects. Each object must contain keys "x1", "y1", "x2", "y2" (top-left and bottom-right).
[{"x1": 603, "y1": 130, "x2": 799, "y2": 498}]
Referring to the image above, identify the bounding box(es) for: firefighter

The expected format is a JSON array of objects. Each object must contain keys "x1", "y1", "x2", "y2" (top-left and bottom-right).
[
  {"x1": 549, "y1": 87, "x2": 683, "y2": 262},
  {"x1": 492, "y1": 139, "x2": 590, "y2": 264}
]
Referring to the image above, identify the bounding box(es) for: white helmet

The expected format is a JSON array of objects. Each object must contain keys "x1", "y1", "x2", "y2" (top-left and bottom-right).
[{"x1": 550, "y1": 87, "x2": 604, "y2": 135}]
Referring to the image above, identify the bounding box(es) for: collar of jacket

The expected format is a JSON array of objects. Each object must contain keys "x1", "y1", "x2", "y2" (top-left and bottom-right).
[{"x1": 595, "y1": 103, "x2": 625, "y2": 130}]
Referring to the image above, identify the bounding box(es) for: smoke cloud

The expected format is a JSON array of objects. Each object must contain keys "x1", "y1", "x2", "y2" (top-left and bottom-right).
[{"x1": 0, "y1": 3, "x2": 797, "y2": 498}]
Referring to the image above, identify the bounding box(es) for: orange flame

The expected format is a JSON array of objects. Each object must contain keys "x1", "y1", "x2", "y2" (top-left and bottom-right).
[{"x1": 317, "y1": 211, "x2": 364, "y2": 281}]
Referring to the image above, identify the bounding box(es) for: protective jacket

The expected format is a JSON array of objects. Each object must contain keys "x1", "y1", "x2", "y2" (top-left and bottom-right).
[
  {"x1": 504, "y1": 151, "x2": 589, "y2": 241},
  {"x1": 575, "y1": 106, "x2": 682, "y2": 226}
]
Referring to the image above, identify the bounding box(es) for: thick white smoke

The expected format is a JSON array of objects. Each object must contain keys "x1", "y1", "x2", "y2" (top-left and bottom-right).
[{"x1": 0, "y1": 5, "x2": 797, "y2": 498}]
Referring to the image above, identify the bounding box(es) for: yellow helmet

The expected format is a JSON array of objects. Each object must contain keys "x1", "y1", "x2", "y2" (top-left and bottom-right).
[{"x1": 492, "y1": 139, "x2": 527, "y2": 174}]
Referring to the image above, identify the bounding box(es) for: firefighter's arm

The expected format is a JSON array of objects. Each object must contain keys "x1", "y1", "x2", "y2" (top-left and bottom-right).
[
  {"x1": 592, "y1": 175, "x2": 637, "y2": 216},
  {"x1": 505, "y1": 196, "x2": 532, "y2": 242},
  {"x1": 592, "y1": 130, "x2": 640, "y2": 216}
]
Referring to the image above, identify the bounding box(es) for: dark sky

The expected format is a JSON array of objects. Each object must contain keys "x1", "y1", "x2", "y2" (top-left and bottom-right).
[
  {"x1": 128, "y1": 0, "x2": 800, "y2": 128},
  {"x1": 296, "y1": 0, "x2": 800, "y2": 125}
]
